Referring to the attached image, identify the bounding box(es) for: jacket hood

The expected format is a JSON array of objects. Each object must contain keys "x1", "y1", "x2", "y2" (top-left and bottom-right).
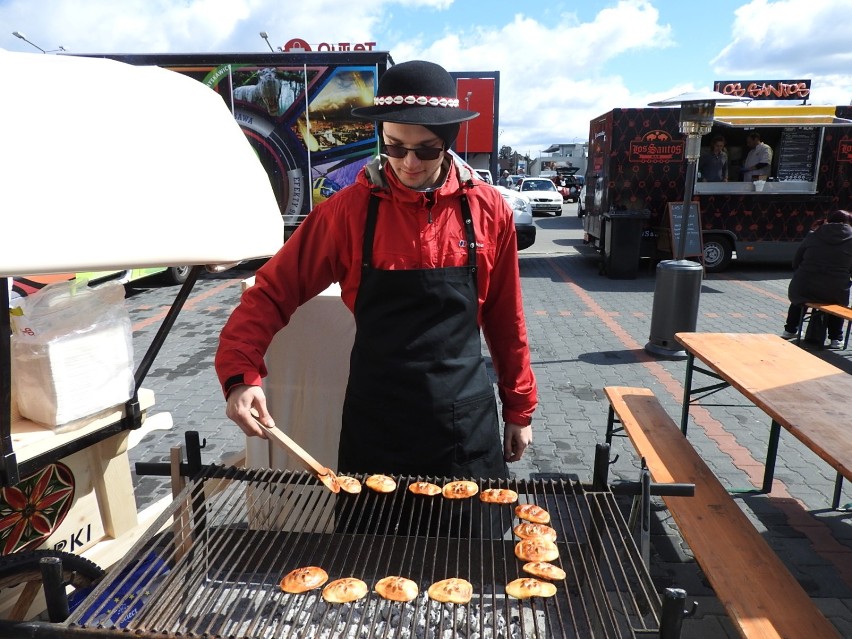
[
  {"x1": 814, "y1": 222, "x2": 852, "y2": 244},
  {"x1": 358, "y1": 154, "x2": 477, "y2": 203}
]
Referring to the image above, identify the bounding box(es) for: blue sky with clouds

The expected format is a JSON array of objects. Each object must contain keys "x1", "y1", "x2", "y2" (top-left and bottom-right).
[{"x1": 3, "y1": 0, "x2": 849, "y2": 152}]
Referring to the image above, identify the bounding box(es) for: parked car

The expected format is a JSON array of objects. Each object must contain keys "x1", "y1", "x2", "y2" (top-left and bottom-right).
[
  {"x1": 516, "y1": 177, "x2": 564, "y2": 217},
  {"x1": 552, "y1": 168, "x2": 580, "y2": 202},
  {"x1": 474, "y1": 169, "x2": 493, "y2": 184},
  {"x1": 495, "y1": 184, "x2": 536, "y2": 250},
  {"x1": 456, "y1": 153, "x2": 535, "y2": 250},
  {"x1": 577, "y1": 183, "x2": 587, "y2": 218}
]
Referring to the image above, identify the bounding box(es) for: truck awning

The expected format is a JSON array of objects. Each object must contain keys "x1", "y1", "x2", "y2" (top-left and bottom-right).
[{"x1": 713, "y1": 105, "x2": 852, "y2": 128}]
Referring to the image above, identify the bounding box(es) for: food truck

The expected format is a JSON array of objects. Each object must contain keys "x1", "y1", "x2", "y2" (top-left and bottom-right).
[{"x1": 582, "y1": 96, "x2": 852, "y2": 272}]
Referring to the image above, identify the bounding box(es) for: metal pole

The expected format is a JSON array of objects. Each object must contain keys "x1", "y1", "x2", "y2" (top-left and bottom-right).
[
  {"x1": 676, "y1": 156, "x2": 698, "y2": 260},
  {"x1": 464, "y1": 91, "x2": 472, "y2": 163}
]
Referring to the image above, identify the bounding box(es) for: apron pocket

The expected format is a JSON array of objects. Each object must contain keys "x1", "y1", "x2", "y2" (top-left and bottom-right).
[{"x1": 452, "y1": 392, "x2": 501, "y2": 466}]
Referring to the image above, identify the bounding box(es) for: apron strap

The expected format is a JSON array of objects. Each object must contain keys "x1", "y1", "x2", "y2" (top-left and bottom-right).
[{"x1": 363, "y1": 193, "x2": 477, "y2": 270}]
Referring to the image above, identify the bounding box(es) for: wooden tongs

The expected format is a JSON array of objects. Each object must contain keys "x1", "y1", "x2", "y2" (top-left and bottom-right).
[{"x1": 251, "y1": 412, "x2": 340, "y2": 493}]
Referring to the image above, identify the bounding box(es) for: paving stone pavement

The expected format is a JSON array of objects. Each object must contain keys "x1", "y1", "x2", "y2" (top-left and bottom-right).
[{"x1": 124, "y1": 235, "x2": 852, "y2": 638}]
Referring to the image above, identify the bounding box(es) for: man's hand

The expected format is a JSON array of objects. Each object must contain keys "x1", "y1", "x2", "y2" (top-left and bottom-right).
[
  {"x1": 503, "y1": 422, "x2": 532, "y2": 462},
  {"x1": 225, "y1": 384, "x2": 275, "y2": 437}
]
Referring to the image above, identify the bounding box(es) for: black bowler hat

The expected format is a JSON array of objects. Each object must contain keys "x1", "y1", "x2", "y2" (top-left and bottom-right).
[{"x1": 351, "y1": 60, "x2": 479, "y2": 125}]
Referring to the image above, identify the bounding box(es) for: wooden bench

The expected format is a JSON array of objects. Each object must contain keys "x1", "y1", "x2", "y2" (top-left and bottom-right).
[
  {"x1": 796, "y1": 303, "x2": 852, "y2": 349},
  {"x1": 604, "y1": 385, "x2": 841, "y2": 639}
]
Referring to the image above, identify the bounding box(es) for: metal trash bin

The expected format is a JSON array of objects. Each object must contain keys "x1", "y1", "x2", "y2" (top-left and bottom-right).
[{"x1": 602, "y1": 209, "x2": 651, "y2": 279}]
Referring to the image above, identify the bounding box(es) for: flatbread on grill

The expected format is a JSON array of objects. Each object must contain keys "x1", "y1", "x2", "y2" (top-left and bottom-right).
[
  {"x1": 427, "y1": 577, "x2": 474, "y2": 604},
  {"x1": 442, "y1": 480, "x2": 479, "y2": 499},
  {"x1": 337, "y1": 475, "x2": 362, "y2": 494},
  {"x1": 515, "y1": 538, "x2": 560, "y2": 563},
  {"x1": 522, "y1": 561, "x2": 567, "y2": 581},
  {"x1": 479, "y1": 488, "x2": 519, "y2": 504},
  {"x1": 513, "y1": 522, "x2": 558, "y2": 542},
  {"x1": 408, "y1": 481, "x2": 442, "y2": 496},
  {"x1": 322, "y1": 577, "x2": 369, "y2": 603},
  {"x1": 365, "y1": 474, "x2": 397, "y2": 493},
  {"x1": 505, "y1": 577, "x2": 557, "y2": 599},
  {"x1": 375, "y1": 576, "x2": 419, "y2": 602},
  {"x1": 514, "y1": 503, "x2": 551, "y2": 524},
  {"x1": 279, "y1": 566, "x2": 329, "y2": 593}
]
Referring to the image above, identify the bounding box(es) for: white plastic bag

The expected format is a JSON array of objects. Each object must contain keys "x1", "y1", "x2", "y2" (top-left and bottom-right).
[{"x1": 10, "y1": 279, "x2": 135, "y2": 431}]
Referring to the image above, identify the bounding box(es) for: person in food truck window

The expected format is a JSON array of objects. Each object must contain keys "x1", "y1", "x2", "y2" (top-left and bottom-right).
[
  {"x1": 215, "y1": 60, "x2": 537, "y2": 480},
  {"x1": 781, "y1": 210, "x2": 852, "y2": 349},
  {"x1": 698, "y1": 135, "x2": 728, "y2": 182},
  {"x1": 741, "y1": 132, "x2": 773, "y2": 182}
]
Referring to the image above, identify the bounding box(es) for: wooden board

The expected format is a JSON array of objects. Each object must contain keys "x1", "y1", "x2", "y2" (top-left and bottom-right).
[
  {"x1": 675, "y1": 332, "x2": 852, "y2": 482},
  {"x1": 11, "y1": 388, "x2": 154, "y2": 464},
  {"x1": 605, "y1": 386, "x2": 841, "y2": 639}
]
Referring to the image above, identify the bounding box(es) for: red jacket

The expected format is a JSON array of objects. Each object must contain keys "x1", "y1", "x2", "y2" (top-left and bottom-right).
[{"x1": 215, "y1": 157, "x2": 537, "y2": 426}]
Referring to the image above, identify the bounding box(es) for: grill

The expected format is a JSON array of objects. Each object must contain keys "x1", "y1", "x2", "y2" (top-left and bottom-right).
[{"x1": 31, "y1": 459, "x2": 687, "y2": 639}]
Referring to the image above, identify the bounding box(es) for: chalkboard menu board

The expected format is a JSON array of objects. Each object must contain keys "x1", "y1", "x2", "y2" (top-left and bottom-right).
[
  {"x1": 667, "y1": 202, "x2": 703, "y2": 259},
  {"x1": 776, "y1": 127, "x2": 819, "y2": 182}
]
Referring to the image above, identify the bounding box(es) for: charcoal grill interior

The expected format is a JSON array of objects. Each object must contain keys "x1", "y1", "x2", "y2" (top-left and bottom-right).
[{"x1": 64, "y1": 466, "x2": 669, "y2": 638}]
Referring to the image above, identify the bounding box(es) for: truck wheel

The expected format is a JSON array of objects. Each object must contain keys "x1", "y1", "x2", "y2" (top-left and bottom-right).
[{"x1": 703, "y1": 237, "x2": 733, "y2": 272}]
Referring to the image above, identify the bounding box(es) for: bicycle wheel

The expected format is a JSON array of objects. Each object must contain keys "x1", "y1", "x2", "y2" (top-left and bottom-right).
[{"x1": 0, "y1": 550, "x2": 104, "y2": 621}]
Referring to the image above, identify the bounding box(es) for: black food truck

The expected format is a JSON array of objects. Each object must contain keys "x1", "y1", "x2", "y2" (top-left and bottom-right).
[{"x1": 582, "y1": 99, "x2": 852, "y2": 272}]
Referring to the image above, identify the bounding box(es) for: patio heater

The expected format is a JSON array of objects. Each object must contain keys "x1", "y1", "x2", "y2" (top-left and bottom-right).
[{"x1": 644, "y1": 91, "x2": 747, "y2": 358}]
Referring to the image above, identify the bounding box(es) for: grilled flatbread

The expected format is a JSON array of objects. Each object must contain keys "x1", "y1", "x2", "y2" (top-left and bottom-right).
[
  {"x1": 513, "y1": 522, "x2": 558, "y2": 542},
  {"x1": 442, "y1": 480, "x2": 479, "y2": 499},
  {"x1": 505, "y1": 577, "x2": 557, "y2": 599},
  {"x1": 365, "y1": 474, "x2": 397, "y2": 493},
  {"x1": 479, "y1": 488, "x2": 519, "y2": 504},
  {"x1": 515, "y1": 503, "x2": 551, "y2": 524},
  {"x1": 337, "y1": 476, "x2": 362, "y2": 494},
  {"x1": 280, "y1": 566, "x2": 329, "y2": 594},
  {"x1": 322, "y1": 577, "x2": 369, "y2": 603},
  {"x1": 522, "y1": 561, "x2": 566, "y2": 581},
  {"x1": 515, "y1": 538, "x2": 560, "y2": 563},
  {"x1": 427, "y1": 577, "x2": 474, "y2": 604},
  {"x1": 375, "y1": 576, "x2": 419, "y2": 602},
  {"x1": 408, "y1": 481, "x2": 442, "y2": 496}
]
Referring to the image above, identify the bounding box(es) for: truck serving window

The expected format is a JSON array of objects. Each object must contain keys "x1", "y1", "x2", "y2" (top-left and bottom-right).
[{"x1": 693, "y1": 106, "x2": 852, "y2": 195}]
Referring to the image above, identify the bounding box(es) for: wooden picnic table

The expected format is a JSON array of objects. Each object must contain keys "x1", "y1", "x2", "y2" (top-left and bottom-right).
[{"x1": 675, "y1": 332, "x2": 852, "y2": 508}]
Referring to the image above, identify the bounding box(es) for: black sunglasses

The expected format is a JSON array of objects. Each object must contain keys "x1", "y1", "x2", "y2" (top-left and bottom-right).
[{"x1": 383, "y1": 143, "x2": 444, "y2": 161}]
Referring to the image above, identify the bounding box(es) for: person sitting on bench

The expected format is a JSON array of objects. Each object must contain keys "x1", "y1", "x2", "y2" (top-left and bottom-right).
[{"x1": 782, "y1": 209, "x2": 852, "y2": 349}]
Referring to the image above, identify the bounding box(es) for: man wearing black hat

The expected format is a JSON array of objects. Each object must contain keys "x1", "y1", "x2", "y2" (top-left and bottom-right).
[{"x1": 216, "y1": 60, "x2": 536, "y2": 481}]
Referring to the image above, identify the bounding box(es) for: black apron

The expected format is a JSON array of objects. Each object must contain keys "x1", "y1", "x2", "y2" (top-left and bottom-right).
[{"x1": 338, "y1": 194, "x2": 508, "y2": 482}]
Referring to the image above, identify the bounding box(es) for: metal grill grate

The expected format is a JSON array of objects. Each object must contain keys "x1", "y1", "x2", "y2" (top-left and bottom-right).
[{"x1": 64, "y1": 466, "x2": 666, "y2": 638}]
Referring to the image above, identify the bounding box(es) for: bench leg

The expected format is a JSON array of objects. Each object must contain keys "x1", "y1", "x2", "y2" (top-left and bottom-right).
[
  {"x1": 762, "y1": 420, "x2": 781, "y2": 494},
  {"x1": 605, "y1": 404, "x2": 616, "y2": 444},
  {"x1": 796, "y1": 306, "x2": 808, "y2": 345},
  {"x1": 680, "y1": 353, "x2": 695, "y2": 435},
  {"x1": 844, "y1": 319, "x2": 851, "y2": 351},
  {"x1": 832, "y1": 473, "x2": 846, "y2": 510}
]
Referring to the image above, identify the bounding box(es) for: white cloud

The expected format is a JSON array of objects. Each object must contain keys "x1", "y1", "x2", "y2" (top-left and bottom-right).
[
  {"x1": 4, "y1": 1, "x2": 850, "y2": 151},
  {"x1": 711, "y1": 0, "x2": 852, "y2": 104}
]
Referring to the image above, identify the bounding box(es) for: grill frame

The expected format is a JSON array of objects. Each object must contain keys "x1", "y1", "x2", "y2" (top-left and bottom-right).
[{"x1": 51, "y1": 465, "x2": 675, "y2": 639}]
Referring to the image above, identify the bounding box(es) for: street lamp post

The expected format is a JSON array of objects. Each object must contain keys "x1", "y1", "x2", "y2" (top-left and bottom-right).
[
  {"x1": 464, "y1": 91, "x2": 472, "y2": 163},
  {"x1": 12, "y1": 31, "x2": 65, "y2": 54},
  {"x1": 259, "y1": 31, "x2": 276, "y2": 53},
  {"x1": 644, "y1": 91, "x2": 748, "y2": 358}
]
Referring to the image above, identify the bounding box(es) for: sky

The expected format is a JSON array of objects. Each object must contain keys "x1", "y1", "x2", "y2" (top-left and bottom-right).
[{"x1": 3, "y1": 0, "x2": 851, "y2": 155}]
